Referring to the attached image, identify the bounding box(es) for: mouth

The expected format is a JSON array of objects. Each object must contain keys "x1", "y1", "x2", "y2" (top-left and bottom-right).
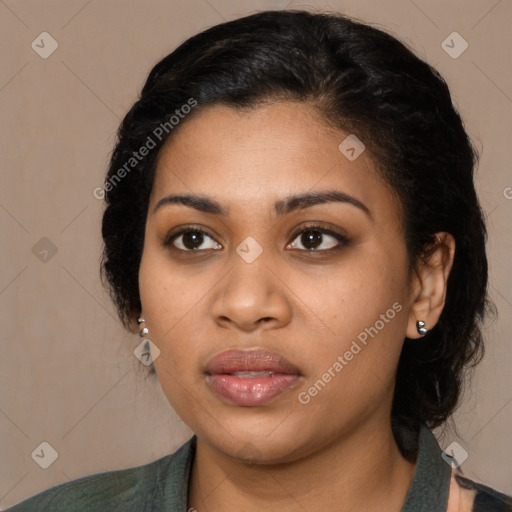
[{"x1": 204, "y1": 349, "x2": 302, "y2": 406}]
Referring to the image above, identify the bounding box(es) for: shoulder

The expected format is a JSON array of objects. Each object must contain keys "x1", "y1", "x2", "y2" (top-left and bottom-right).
[
  {"x1": 447, "y1": 469, "x2": 512, "y2": 512},
  {"x1": 393, "y1": 420, "x2": 512, "y2": 512},
  {"x1": 4, "y1": 456, "x2": 168, "y2": 512},
  {"x1": 4, "y1": 437, "x2": 196, "y2": 512},
  {"x1": 456, "y1": 473, "x2": 512, "y2": 512}
]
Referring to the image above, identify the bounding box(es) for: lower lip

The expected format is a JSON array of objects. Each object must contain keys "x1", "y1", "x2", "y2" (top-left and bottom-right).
[{"x1": 206, "y1": 374, "x2": 300, "y2": 406}]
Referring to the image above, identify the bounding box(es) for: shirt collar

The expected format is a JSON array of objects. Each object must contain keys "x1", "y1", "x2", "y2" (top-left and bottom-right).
[
  {"x1": 164, "y1": 423, "x2": 450, "y2": 511},
  {"x1": 400, "y1": 423, "x2": 451, "y2": 511}
]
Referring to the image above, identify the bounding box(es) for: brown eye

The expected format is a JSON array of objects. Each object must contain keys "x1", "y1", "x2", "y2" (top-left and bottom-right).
[
  {"x1": 287, "y1": 225, "x2": 349, "y2": 252},
  {"x1": 166, "y1": 229, "x2": 222, "y2": 251},
  {"x1": 164, "y1": 224, "x2": 348, "y2": 254}
]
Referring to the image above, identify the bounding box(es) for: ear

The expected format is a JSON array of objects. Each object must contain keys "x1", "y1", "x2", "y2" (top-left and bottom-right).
[
  {"x1": 129, "y1": 312, "x2": 145, "y2": 334},
  {"x1": 406, "y1": 232, "x2": 455, "y2": 339}
]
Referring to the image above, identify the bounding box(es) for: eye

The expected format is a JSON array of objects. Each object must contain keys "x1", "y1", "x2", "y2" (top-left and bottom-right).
[
  {"x1": 165, "y1": 227, "x2": 222, "y2": 252},
  {"x1": 287, "y1": 224, "x2": 348, "y2": 252},
  {"x1": 164, "y1": 223, "x2": 348, "y2": 253}
]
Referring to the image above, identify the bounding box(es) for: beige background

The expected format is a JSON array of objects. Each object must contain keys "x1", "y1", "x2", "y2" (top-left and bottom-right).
[{"x1": 1, "y1": 0, "x2": 511, "y2": 508}]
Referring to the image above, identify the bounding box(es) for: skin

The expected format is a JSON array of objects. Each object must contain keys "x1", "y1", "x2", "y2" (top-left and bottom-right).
[{"x1": 138, "y1": 101, "x2": 455, "y2": 511}]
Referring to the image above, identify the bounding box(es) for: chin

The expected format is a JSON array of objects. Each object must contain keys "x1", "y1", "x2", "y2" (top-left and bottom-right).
[{"x1": 194, "y1": 419, "x2": 316, "y2": 464}]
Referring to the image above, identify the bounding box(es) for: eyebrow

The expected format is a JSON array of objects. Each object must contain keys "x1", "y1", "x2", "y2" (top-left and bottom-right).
[{"x1": 153, "y1": 190, "x2": 371, "y2": 218}]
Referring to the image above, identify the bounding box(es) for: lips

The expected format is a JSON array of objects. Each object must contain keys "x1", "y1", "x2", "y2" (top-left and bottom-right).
[
  {"x1": 205, "y1": 349, "x2": 301, "y2": 406},
  {"x1": 205, "y1": 349, "x2": 301, "y2": 375}
]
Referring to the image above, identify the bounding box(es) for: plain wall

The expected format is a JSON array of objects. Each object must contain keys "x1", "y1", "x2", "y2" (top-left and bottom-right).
[{"x1": 1, "y1": 0, "x2": 511, "y2": 508}]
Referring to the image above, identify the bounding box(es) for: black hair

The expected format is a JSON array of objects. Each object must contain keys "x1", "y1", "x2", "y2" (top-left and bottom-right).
[{"x1": 100, "y1": 9, "x2": 490, "y2": 439}]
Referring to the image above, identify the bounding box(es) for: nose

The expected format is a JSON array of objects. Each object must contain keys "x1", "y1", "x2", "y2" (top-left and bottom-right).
[{"x1": 211, "y1": 257, "x2": 292, "y2": 333}]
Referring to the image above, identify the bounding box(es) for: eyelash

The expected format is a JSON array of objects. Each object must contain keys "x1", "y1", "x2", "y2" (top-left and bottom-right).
[{"x1": 164, "y1": 223, "x2": 349, "y2": 254}]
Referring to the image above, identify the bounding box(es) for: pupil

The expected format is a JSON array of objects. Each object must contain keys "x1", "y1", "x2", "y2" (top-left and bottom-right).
[
  {"x1": 182, "y1": 230, "x2": 324, "y2": 250},
  {"x1": 184, "y1": 231, "x2": 203, "y2": 250},
  {"x1": 302, "y1": 230, "x2": 322, "y2": 249}
]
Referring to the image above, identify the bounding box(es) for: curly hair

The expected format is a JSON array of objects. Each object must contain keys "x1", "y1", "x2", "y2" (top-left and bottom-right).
[{"x1": 100, "y1": 9, "x2": 490, "y2": 437}]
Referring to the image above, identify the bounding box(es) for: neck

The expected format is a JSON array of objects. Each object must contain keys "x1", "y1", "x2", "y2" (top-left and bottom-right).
[{"x1": 188, "y1": 414, "x2": 417, "y2": 512}]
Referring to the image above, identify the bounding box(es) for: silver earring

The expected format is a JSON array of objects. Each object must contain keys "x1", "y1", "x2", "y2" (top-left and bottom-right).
[
  {"x1": 416, "y1": 320, "x2": 428, "y2": 336},
  {"x1": 138, "y1": 317, "x2": 149, "y2": 337}
]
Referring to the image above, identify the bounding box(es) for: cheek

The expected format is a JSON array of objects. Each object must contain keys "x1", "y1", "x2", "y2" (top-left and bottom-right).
[
  {"x1": 139, "y1": 252, "x2": 203, "y2": 419},
  {"x1": 138, "y1": 249, "x2": 182, "y2": 363},
  {"x1": 293, "y1": 249, "x2": 408, "y2": 338},
  {"x1": 293, "y1": 251, "x2": 409, "y2": 400},
  {"x1": 139, "y1": 245, "x2": 197, "y2": 335},
  {"x1": 138, "y1": 246, "x2": 214, "y2": 381}
]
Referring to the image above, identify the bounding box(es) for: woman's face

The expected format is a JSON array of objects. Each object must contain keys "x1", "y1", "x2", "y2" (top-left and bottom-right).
[{"x1": 139, "y1": 101, "x2": 416, "y2": 463}]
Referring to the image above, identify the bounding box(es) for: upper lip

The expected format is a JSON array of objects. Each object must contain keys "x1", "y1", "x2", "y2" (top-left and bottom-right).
[{"x1": 205, "y1": 349, "x2": 301, "y2": 375}]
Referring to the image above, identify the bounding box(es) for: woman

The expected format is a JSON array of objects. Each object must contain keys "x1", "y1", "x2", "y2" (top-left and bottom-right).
[{"x1": 7, "y1": 9, "x2": 512, "y2": 512}]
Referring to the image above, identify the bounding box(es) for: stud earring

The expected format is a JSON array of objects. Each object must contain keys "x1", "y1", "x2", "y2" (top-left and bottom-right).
[
  {"x1": 137, "y1": 317, "x2": 149, "y2": 337},
  {"x1": 416, "y1": 320, "x2": 429, "y2": 336}
]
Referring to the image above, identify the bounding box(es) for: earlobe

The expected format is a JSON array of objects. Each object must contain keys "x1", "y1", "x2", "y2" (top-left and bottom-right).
[
  {"x1": 406, "y1": 232, "x2": 455, "y2": 339},
  {"x1": 138, "y1": 315, "x2": 149, "y2": 337},
  {"x1": 128, "y1": 312, "x2": 145, "y2": 335},
  {"x1": 416, "y1": 320, "x2": 429, "y2": 336}
]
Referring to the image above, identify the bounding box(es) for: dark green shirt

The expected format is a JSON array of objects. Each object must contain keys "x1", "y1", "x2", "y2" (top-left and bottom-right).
[{"x1": 5, "y1": 423, "x2": 512, "y2": 511}]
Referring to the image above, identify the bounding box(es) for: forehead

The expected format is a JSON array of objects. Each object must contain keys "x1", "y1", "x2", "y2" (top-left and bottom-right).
[{"x1": 150, "y1": 101, "x2": 399, "y2": 222}]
